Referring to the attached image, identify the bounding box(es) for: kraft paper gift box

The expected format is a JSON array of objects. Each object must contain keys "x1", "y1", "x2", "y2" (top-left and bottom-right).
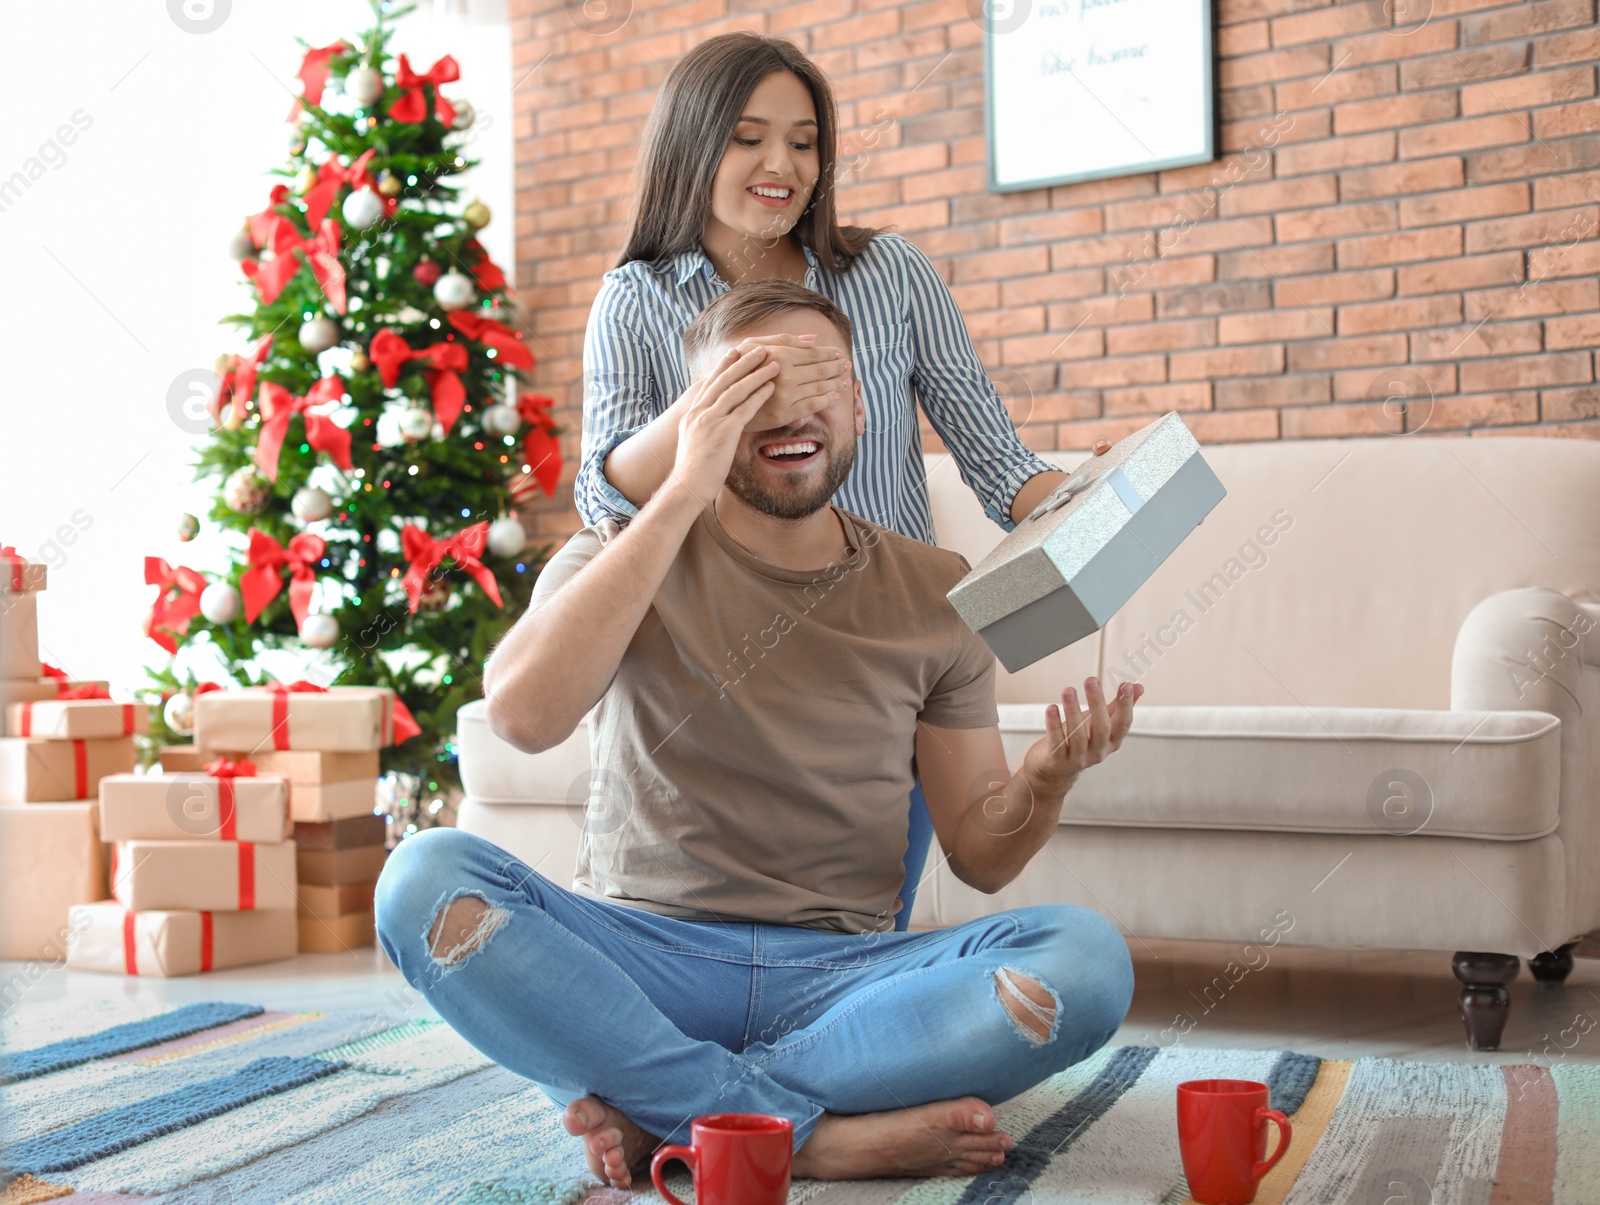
[
  {"x1": 298, "y1": 909, "x2": 376, "y2": 953},
  {"x1": 294, "y1": 812, "x2": 386, "y2": 850},
  {"x1": 297, "y1": 843, "x2": 387, "y2": 886},
  {"x1": 0, "y1": 549, "x2": 46, "y2": 681},
  {"x1": 111, "y1": 838, "x2": 298, "y2": 912},
  {"x1": 297, "y1": 881, "x2": 378, "y2": 918},
  {"x1": 159, "y1": 744, "x2": 211, "y2": 773},
  {"x1": 7, "y1": 696, "x2": 149, "y2": 740},
  {"x1": 98, "y1": 769, "x2": 290, "y2": 843},
  {"x1": 194, "y1": 686, "x2": 411, "y2": 753},
  {"x1": 67, "y1": 902, "x2": 298, "y2": 977},
  {"x1": 0, "y1": 680, "x2": 57, "y2": 737},
  {"x1": 0, "y1": 801, "x2": 108, "y2": 960},
  {"x1": 948, "y1": 411, "x2": 1228, "y2": 673},
  {"x1": 214, "y1": 749, "x2": 380, "y2": 783},
  {"x1": 0, "y1": 735, "x2": 137, "y2": 802}
]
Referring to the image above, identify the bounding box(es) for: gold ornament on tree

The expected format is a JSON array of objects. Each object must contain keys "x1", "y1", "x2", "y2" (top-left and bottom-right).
[{"x1": 463, "y1": 199, "x2": 491, "y2": 229}]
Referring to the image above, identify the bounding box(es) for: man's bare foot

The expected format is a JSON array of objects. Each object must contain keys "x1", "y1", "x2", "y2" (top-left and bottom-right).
[
  {"x1": 562, "y1": 1094, "x2": 662, "y2": 1190},
  {"x1": 791, "y1": 1096, "x2": 1014, "y2": 1180}
]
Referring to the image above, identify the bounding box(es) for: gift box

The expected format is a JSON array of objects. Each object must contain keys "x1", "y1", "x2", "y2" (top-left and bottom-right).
[
  {"x1": 8, "y1": 696, "x2": 149, "y2": 740},
  {"x1": 298, "y1": 909, "x2": 376, "y2": 953},
  {"x1": 111, "y1": 838, "x2": 298, "y2": 912},
  {"x1": 297, "y1": 843, "x2": 387, "y2": 886},
  {"x1": 0, "y1": 548, "x2": 46, "y2": 681},
  {"x1": 194, "y1": 685, "x2": 414, "y2": 753},
  {"x1": 159, "y1": 745, "x2": 211, "y2": 773},
  {"x1": 66, "y1": 902, "x2": 298, "y2": 977},
  {"x1": 297, "y1": 880, "x2": 378, "y2": 919},
  {"x1": 286, "y1": 777, "x2": 377, "y2": 822},
  {"x1": 0, "y1": 680, "x2": 58, "y2": 737},
  {"x1": 0, "y1": 801, "x2": 108, "y2": 960},
  {"x1": 294, "y1": 813, "x2": 386, "y2": 850},
  {"x1": 0, "y1": 736, "x2": 137, "y2": 802},
  {"x1": 215, "y1": 748, "x2": 380, "y2": 784},
  {"x1": 40, "y1": 664, "x2": 110, "y2": 698},
  {"x1": 99, "y1": 766, "x2": 290, "y2": 843},
  {"x1": 948, "y1": 411, "x2": 1228, "y2": 672}
]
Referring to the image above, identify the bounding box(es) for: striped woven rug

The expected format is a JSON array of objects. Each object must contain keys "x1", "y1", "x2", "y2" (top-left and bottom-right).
[{"x1": 2, "y1": 1000, "x2": 1595, "y2": 1203}]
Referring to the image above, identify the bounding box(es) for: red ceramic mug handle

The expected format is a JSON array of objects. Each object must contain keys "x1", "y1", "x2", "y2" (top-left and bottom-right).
[
  {"x1": 1252, "y1": 1109, "x2": 1292, "y2": 1181},
  {"x1": 651, "y1": 1144, "x2": 697, "y2": 1205}
]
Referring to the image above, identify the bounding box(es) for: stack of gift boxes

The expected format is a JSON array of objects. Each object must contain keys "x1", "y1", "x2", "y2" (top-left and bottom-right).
[
  {"x1": 161, "y1": 682, "x2": 397, "y2": 954},
  {"x1": 0, "y1": 546, "x2": 137, "y2": 962}
]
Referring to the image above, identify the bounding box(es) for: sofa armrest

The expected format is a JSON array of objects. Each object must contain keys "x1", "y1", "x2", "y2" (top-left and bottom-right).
[
  {"x1": 457, "y1": 698, "x2": 593, "y2": 805},
  {"x1": 1451, "y1": 587, "x2": 1600, "y2": 943}
]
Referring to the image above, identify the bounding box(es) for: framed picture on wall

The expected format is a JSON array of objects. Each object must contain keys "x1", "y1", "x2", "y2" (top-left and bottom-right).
[{"x1": 985, "y1": 0, "x2": 1215, "y2": 192}]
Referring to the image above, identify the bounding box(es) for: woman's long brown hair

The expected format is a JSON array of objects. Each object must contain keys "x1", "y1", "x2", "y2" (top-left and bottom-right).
[{"x1": 616, "y1": 32, "x2": 876, "y2": 275}]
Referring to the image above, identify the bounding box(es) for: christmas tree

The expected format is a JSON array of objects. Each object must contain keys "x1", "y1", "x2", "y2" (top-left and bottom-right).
[{"x1": 143, "y1": 0, "x2": 561, "y2": 836}]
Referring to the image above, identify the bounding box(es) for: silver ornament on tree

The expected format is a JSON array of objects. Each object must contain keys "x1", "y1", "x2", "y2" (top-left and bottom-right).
[
  {"x1": 291, "y1": 486, "x2": 334, "y2": 523},
  {"x1": 227, "y1": 228, "x2": 255, "y2": 261},
  {"x1": 432, "y1": 270, "x2": 476, "y2": 311},
  {"x1": 398, "y1": 406, "x2": 434, "y2": 443},
  {"x1": 480, "y1": 403, "x2": 521, "y2": 437},
  {"x1": 341, "y1": 187, "x2": 386, "y2": 231},
  {"x1": 199, "y1": 581, "x2": 242, "y2": 624},
  {"x1": 223, "y1": 466, "x2": 270, "y2": 514},
  {"x1": 299, "y1": 316, "x2": 341, "y2": 354},
  {"x1": 163, "y1": 691, "x2": 196, "y2": 736},
  {"x1": 344, "y1": 65, "x2": 385, "y2": 107},
  {"x1": 451, "y1": 99, "x2": 475, "y2": 130},
  {"x1": 486, "y1": 516, "x2": 527, "y2": 558},
  {"x1": 299, "y1": 613, "x2": 340, "y2": 649}
]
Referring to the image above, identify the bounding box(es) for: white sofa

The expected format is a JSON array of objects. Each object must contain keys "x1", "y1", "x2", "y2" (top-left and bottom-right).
[{"x1": 458, "y1": 435, "x2": 1600, "y2": 1049}]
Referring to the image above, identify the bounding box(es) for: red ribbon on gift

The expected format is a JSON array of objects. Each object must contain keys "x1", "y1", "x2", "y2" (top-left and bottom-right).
[
  {"x1": 144, "y1": 557, "x2": 206, "y2": 654},
  {"x1": 14, "y1": 686, "x2": 134, "y2": 738},
  {"x1": 123, "y1": 910, "x2": 138, "y2": 976},
  {"x1": 254, "y1": 377, "x2": 352, "y2": 482},
  {"x1": 390, "y1": 54, "x2": 458, "y2": 126},
  {"x1": 237, "y1": 843, "x2": 256, "y2": 910},
  {"x1": 1, "y1": 545, "x2": 26, "y2": 592},
  {"x1": 463, "y1": 239, "x2": 506, "y2": 291},
  {"x1": 211, "y1": 334, "x2": 274, "y2": 427},
  {"x1": 72, "y1": 738, "x2": 87, "y2": 799},
  {"x1": 241, "y1": 530, "x2": 326, "y2": 628},
  {"x1": 303, "y1": 148, "x2": 393, "y2": 230},
  {"x1": 446, "y1": 311, "x2": 535, "y2": 372},
  {"x1": 41, "y1": 663, "x2": 70, "y2": 696},
  {"x1": 293, "y1": 41, "x2": 348, "y2": 114},
  {"x1": 370, "y1": 329, "x2": 468, "y2": 434},
  {"x1": 243, "y1": 218, "x2": 347, "y2": 313},
  {"x1": 265, "y1": 679, "x2": 328, "y2": 750},
  {"x1": 400, "y1": 521, "x2": 503, "y2": 614},
  {"x1": 203, "y1": 756, "x2": 257, "y2": 842}
]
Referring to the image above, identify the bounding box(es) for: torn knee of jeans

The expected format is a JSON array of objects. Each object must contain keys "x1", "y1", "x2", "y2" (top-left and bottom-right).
[
  {"x1": 427, "y1": 892, "x2": 509, "y2": 968},
  {"x1": 994, "y1": 966, "x2": 1062, "y2": 1045}
]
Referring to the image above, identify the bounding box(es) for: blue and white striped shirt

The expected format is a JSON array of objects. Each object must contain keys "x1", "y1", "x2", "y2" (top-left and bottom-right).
[{"x1": 577, "y1": 231, "x2": 1055, "y2": 544}]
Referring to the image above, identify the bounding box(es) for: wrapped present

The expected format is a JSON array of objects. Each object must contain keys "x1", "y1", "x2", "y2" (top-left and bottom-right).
[
  {"x1": 288, "y1": 777, "x2": 377, "y2": 823},
  {"x1": 297, "y1": 880, "x2": 377, "y2": 919},
  {"x1": 0, "y1": 546, "x2": 46, "y2": 681},
  {"x1": 194, "y1": 683, "x2": 419, "y2": 753},
  {"x1": 294, "y1": 813, "x2": 386, "y2": 850},
  {"x1": 99, "y1": 759, "x2": 289, "y2": 843},
  {"x1": 111, "y1": 838, "x2": 298, "y2": 912},
  {"x1": 297, "y1": 843, "x2": 387, "y2": 886},
  {"x1": 215, "y1": 748, "x2": 379, "y2": 784},
  {"x1": 8, "y1": 690, "x2": 149, "y2": 740},
  {"x1": 67, "y1": 902, "x2": 298, "y2": 977},
  {"x1": 0, "y1": 801, "x2": 107, "y2": 960},
  {"x1": 948, "y1": 411, "x2": 1228, "y2": 672},
  {"x1": 298, "y1": 909, "x2": 375, "y2": 953},
  {"x1": 40, "y1": 663, "x2": 110, "y2": 698},
  {"x1": 159, "y1": 745, "x2": 211, "y2": 773},
  {"x1": 0, "y1": 679, "x2": 57, "y2": 738},
  {"x1": 0, "y1": 736, "x2": 137, "y2": 802}
]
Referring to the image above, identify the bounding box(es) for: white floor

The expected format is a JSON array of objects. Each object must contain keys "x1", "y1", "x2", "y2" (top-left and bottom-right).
[{"x1": 10, "y1": 937, "x2": 1598, "y2": 1068}]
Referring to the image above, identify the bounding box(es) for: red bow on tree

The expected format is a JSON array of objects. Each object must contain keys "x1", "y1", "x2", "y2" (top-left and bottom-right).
[
  {"x1": 241, "y1": 529, "x2": 326, "y2": 627},
  {"x1": 446, "y1": 311, "x2": 535, "y2": 372},
  {"x1": 243, "y1": 218, "x2": 346, "y2": 313},
  {"x1": 400, "y1": 522, "x2": 503, "y2": 614},
  {"x1": 144, "y1": 557, "x2": 206, "y2": 654},
  {"x1": 390, "y1": 54, "x2": 459, "y2": 126},
  {"x1": 292, "y1": 41, "x2": 348, "y2": 116},
  {"x1": 303, "y1": 149, "x2": 394, "y2": 230},
  {"x1": 370, "y1": 329, "x2": 469, "y2": 434},
  {"x1": 202, "y1": 756, "x2": 258, "y2": 779},
  {"x1": 516, "y1": 393, "x2": 563, "y2": 497},
  {"x1": 210, "y1": 335, "x2": 274, "y2": 427},
  {"x1": 254, "y1": 377, "x2": 352, "y2": 482},
  {"x1": 246, "y1": 185, "x2": 290, "y2": 248},
  {"x1": 463, "y1": 239, "x2": 506, "y2": 291}
]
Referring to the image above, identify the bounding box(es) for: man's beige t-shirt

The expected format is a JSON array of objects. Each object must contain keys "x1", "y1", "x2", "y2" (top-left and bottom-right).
[{"x1": 531, "y1": 505, "x2": 998, "y2": 935}]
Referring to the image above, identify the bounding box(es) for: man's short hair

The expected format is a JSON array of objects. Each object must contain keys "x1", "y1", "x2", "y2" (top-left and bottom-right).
[{"x1": 682, "y1": 279, "x2": 854, "y2": 380}]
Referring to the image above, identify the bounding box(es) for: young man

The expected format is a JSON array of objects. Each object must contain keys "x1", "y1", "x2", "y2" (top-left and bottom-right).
[{"x1": 375, "y1": 281, "x2": 1142, "y2": 1190}]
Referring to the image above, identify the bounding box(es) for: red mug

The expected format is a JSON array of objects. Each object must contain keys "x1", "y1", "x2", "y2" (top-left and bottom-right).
[
  {"x1": 650, "y1": 1112, "x2": 794, "y2": 1205},
  {"x1": 1177, "y1": 1079, "x2": 1292, "y2": 1205}
]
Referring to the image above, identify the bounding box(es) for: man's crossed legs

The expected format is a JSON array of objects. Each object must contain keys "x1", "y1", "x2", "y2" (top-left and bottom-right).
[{"x1": 375, "y1": 828, "x2": 1133, "y2": 1188}]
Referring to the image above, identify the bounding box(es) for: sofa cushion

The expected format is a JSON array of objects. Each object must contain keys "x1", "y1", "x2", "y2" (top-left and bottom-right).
[
  {"x1": 458, "y1": 699, "x2": 590, "y2": 805},
  {"x1": 996, "y1": 703, "x2": 1562, "y2": 840}
]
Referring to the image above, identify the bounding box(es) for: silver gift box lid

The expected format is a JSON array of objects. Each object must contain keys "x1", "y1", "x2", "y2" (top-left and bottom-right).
[{"x1": 947, "y1": 411, "x2": 1227, "y2": 672}]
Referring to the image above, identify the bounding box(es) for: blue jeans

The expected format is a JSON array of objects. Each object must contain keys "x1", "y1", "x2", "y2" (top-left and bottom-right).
[{"x1": 375, "y1": 828, "x2": 1133, "y2": 1151}]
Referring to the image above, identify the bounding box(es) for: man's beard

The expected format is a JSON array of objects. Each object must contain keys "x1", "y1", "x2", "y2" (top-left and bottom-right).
[{"x1": 725, "y1": 430, "x2": 857, "y2": 521}]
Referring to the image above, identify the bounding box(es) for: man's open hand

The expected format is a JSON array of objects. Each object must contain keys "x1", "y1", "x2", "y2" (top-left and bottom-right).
[
  {"x1": 670, "y1": 346, "x2": 780, "y2": 502},
  {"x1": 1021, "y1": 677, "x2": 1143, "y2": 795}
]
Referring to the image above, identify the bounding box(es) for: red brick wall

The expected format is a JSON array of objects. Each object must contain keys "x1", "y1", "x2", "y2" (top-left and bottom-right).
[{"x1": 510, "y1": 0, "x2": 1600, "y2": 541}]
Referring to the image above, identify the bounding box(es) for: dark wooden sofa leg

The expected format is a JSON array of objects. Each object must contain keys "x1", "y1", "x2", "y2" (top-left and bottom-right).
[
  {"x1": 1452, "y1": 952, "x2": 1519, "y2": 1051},
  {"x1": 1528, "y1": 942, "x2": 1578, "y2": 984}
]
